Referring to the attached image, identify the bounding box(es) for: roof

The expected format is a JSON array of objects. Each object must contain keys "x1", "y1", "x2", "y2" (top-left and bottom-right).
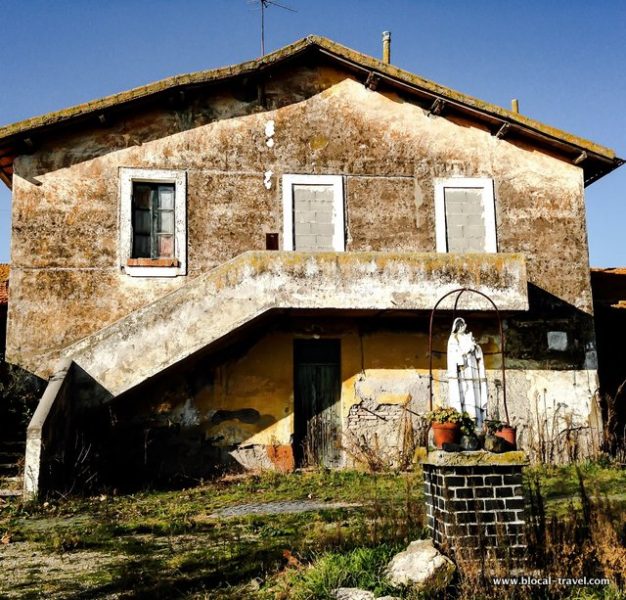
[
  {"x1": 591, "y1": 268, "x2": 626, "y2": 310},
  {"x1": 0, "y1": 35, "x2": 622, "y2": 188}
]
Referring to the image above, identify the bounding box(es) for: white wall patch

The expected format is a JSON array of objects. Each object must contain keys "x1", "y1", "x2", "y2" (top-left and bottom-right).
[
  {"x1": 264, "y1": 170, "x2": 273, "y2": 190},
  {"x1": 265, "y1": 120, "x2": 275, "y2": 149},
  {"x1": 547, "y1": 331, "x2": 568, "y2": 351}
]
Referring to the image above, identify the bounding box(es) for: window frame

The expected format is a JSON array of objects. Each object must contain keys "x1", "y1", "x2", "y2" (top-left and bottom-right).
[
  {"x1": 434, "y1": 177, "x2": 497, "y2": 253},
  {"x1": 281, "y1": 174, "x2": 345, "y2": 251},
  {"x1": 119, "y1": 168, "x2": 187, "y2": 277}
]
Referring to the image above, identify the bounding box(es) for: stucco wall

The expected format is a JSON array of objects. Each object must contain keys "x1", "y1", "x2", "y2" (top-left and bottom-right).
[
  {"x1": 97, "y1": 319, "x2": 599, "y2": 481},
  {"x1": 8, "y1": 61, "x2": 592, "y2": 374}
]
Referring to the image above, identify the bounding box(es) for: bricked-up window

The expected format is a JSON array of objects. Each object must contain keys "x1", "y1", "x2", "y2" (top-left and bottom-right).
[
  {"x1": 132, "y1": 183, "x2": 175, "y2": 259},
  {"x1": 282, "y1": 174, "x2": 345, "y2": 251},
  {"x1": 434, "y1": 178, "x2": 497, "y2": 253},
  {"x1": 120, "y1": 168, "x2": 187, "y2": 277}
]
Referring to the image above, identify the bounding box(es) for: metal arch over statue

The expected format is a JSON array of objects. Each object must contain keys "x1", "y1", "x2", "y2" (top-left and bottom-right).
[{"x1": 427, "y1": 287, "x2": 509, "y2": 426}]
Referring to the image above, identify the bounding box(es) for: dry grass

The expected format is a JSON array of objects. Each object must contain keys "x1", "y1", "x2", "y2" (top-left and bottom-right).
[
  {"x1": 445, "y1": 466, "x2": 626, "y2": 600},
  {"x1": 2, "y1": 463, "x2": 626, "y2": 598}
]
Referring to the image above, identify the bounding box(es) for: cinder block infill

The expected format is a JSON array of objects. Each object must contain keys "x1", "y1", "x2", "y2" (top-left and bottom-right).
[{"x1": 422, "y1": 450, "x2": 529, "y2": 564}]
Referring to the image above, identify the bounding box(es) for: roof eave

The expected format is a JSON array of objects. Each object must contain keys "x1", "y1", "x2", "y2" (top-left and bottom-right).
[{"x1": 0, "y1": 34, "x2": 621, "y2": 189}]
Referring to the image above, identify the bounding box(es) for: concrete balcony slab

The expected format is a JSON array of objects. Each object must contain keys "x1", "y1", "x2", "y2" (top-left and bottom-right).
[{"x1": 65, "y1": 251, "x2": 528, "y2": 397}]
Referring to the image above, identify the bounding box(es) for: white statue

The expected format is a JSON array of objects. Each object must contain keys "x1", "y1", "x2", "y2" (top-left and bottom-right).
[{"x1": 447, "y1": 317, "x2": 488, "y2": 427}]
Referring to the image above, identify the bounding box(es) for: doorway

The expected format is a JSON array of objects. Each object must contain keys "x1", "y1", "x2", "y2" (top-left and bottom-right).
[{"x1": 293, "y1": 339, "x2": 342, "y2": 467}]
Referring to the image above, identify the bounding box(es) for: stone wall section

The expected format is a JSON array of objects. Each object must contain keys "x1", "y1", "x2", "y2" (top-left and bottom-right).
[
  {"x1": 293, "y1": 185, "x2": 336, "y2": 250},
  {"x1": 345, "y1": 397, "x2": 428, "y2": 469}
]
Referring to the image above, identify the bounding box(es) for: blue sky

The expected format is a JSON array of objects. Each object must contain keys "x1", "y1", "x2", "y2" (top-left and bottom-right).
[{"x1": 1, "y1": 0, "x2": 624, "y2": 266}]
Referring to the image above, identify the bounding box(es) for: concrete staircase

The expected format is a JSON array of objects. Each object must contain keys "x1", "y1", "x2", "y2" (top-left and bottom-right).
[
  {"x1": 62, "y1": 251, "x2": 528, "y2": 398},
  {"x1": 0, "y1": 437, "x2": 24, "y2": 497},
  {"x1": 25, "y1": 251, "x2": 528, "y2": 497}
]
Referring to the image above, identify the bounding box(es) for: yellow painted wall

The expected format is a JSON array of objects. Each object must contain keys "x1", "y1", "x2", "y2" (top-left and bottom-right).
[{"x1": 186, "y1": 324, "x2": 502, "y2": 447}]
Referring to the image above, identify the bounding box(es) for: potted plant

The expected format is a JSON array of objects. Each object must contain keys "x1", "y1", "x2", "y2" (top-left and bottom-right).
[
  {"x1": 484, "y1": 419, "x2": 517, "y2": 448},
  {"x1": 459, "y1": 413, "x2": 480, "y2": 450},
  {"x1": 426, "y1": 406, "x2": 467, "y2": 449}
]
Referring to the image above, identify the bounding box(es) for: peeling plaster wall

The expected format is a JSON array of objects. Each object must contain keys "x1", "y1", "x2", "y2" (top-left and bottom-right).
[
  {"x1": 101, "y1": 324, "x2": 446, "y2": 478},
  {"x1": 94, "y1": 320, "x2": 601, "y2": 481},
  {"x1": 8, "y1": 62, "x2": 593, "y2": 376}
]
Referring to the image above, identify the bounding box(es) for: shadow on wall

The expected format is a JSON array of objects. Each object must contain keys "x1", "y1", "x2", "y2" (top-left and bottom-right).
[
  {"x1": 507, "y1": 284, "x2": 596, "y2": 371},
  {"x1": 590, "y1": 270, "x2": 626, "y2": 456},
  {"x1": 31, "y1": 363, "x2": 113, "y2": 497},
  {"x1": 0, "y1": 362, "x2": 45, "y2": 440},
  {"x1": 54, "y1": 282, "x2": 598, "y2": 492}
]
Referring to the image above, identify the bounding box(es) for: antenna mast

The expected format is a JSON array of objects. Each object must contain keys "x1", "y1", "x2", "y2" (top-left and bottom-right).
[
  {"x1": 261, "y1": 0, "x2": 265, "y2": 55},
  {"x1": 250, "y1": 0, "x2": 296, "y2": 56}
]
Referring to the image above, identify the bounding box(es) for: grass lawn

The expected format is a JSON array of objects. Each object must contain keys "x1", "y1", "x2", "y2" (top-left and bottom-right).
[{"x1": 0, "y1": 463, "x2": 625, "y2": 599}]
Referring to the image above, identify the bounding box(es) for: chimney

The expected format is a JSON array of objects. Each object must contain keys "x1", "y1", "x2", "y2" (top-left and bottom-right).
[
  {"x1": 382, "y1": 31, "x2": 391, "y2": 64},
  {"x1": 511, "y1": 99, "x2": 520, "y2": 113}
]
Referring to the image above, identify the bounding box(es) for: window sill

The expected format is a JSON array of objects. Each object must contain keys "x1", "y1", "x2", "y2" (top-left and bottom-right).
[
  {"x1": 124, "y1": 258, "x2": 184, "y2": 278},
  {"x1": 126, "y1": 258, "x2": 180, "y2": 268}
]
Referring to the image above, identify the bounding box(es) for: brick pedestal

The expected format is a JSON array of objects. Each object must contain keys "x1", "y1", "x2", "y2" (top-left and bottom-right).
[{"x1": 423, "y1": 451, "x2": 528, "y2": 562}]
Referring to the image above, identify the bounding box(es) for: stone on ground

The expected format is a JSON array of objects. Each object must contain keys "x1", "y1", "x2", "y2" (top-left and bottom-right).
[
  {"x1": 332, "y1": 589, "x2": 375, "y2": 600},
  {"x1": 332, "y1": 588, "x2": 400, "y2": 600},
  {"x1": 385, "y1": 539, "x2": 455, "y2": 589}
]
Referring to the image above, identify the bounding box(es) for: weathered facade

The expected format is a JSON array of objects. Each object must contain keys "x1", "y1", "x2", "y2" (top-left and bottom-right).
[{"x1": 0, "y1": 36, "x2": 622, "y2": 493}]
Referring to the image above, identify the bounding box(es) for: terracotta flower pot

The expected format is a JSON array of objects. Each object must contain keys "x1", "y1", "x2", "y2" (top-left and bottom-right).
[
  {"x1": 431, "y1": 421, "x2": 460, "y2": 449},
  {"x1": 495, "y1": 425, "x2": 517, "y2": 447}
]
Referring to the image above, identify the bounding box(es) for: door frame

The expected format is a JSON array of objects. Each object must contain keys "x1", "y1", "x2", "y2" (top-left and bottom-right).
[{"x1": 292, "y1": 338, "x2": 342, "y2": 467}]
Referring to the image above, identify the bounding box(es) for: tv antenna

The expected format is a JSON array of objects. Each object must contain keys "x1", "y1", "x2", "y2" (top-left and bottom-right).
[{"x1": 248, "y1": 0, "x2": 296, "y2": 56}]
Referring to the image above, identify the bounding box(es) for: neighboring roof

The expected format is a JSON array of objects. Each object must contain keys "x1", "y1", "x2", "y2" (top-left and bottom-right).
[
  {"x1": 0, "y1": 35, "x2": 622, "y2": 188},
  {"x1": 594, "y1": 267, "x2": 626, "y2": 276},
  {"x1": 591, "y1": 268, "x2": 626, "y2": 310},
  {"x1": 0, "y1": 264, "x2": 10, "y2": 305}
]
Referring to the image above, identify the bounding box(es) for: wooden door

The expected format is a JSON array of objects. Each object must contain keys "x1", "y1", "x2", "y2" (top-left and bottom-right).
[{"x1": 293, "y1": 339, "x2": 341, "y2": 467}]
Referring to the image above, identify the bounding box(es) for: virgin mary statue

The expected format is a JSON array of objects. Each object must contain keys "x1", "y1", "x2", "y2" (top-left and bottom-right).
[{"x1": 447, "y1": 317, "x2": 488, "y2": 427}]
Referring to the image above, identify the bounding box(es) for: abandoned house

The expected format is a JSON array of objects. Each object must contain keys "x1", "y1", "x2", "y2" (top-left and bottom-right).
[{"x1": 0, "y1": 35, "x2": 622, "y2": 495}]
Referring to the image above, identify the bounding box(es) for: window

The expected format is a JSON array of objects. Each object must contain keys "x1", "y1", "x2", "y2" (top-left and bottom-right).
[
  {"x1": 120, "y1": 168, "x2": 186, "y2": 277},
  {"x1": 131, "y1": 182, "x2": 175, "y2": 260},
  {"x1": 282, "y1": 174, "x2": 344, "y2": 251},
  {"x1": 434, "y1": 177, "x2": 497, "y2": 253}
]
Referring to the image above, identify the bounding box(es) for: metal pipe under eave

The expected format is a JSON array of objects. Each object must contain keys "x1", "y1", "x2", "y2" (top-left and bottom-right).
[{"x1": 382, "y1": 31, "x2": 391, "y2": 63}]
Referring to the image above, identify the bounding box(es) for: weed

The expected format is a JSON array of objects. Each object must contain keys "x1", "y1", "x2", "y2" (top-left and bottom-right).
[{"x1": 268, "y1": 545, "x2": 401, "y2": 600}]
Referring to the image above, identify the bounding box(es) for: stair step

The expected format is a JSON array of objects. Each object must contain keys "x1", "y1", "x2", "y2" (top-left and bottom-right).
[
  {"x1": 0, "y1": 441, "x2": 25, "y2": 449},
  {"x1": 0, "y1": 464, "x2": 19, "y2": 475},
  {"x1": 0, "y1": 451, "x2": 23, "y2": 460},
  {"x1": 0, "y1": 473, "x2": 23, "y2": 497},
  {"x1": 0, "y1": 450, "x2": 25, "y2": 458},
  {"x1": 0, "y1": 475, "x2": 22, "y2": 483}
]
